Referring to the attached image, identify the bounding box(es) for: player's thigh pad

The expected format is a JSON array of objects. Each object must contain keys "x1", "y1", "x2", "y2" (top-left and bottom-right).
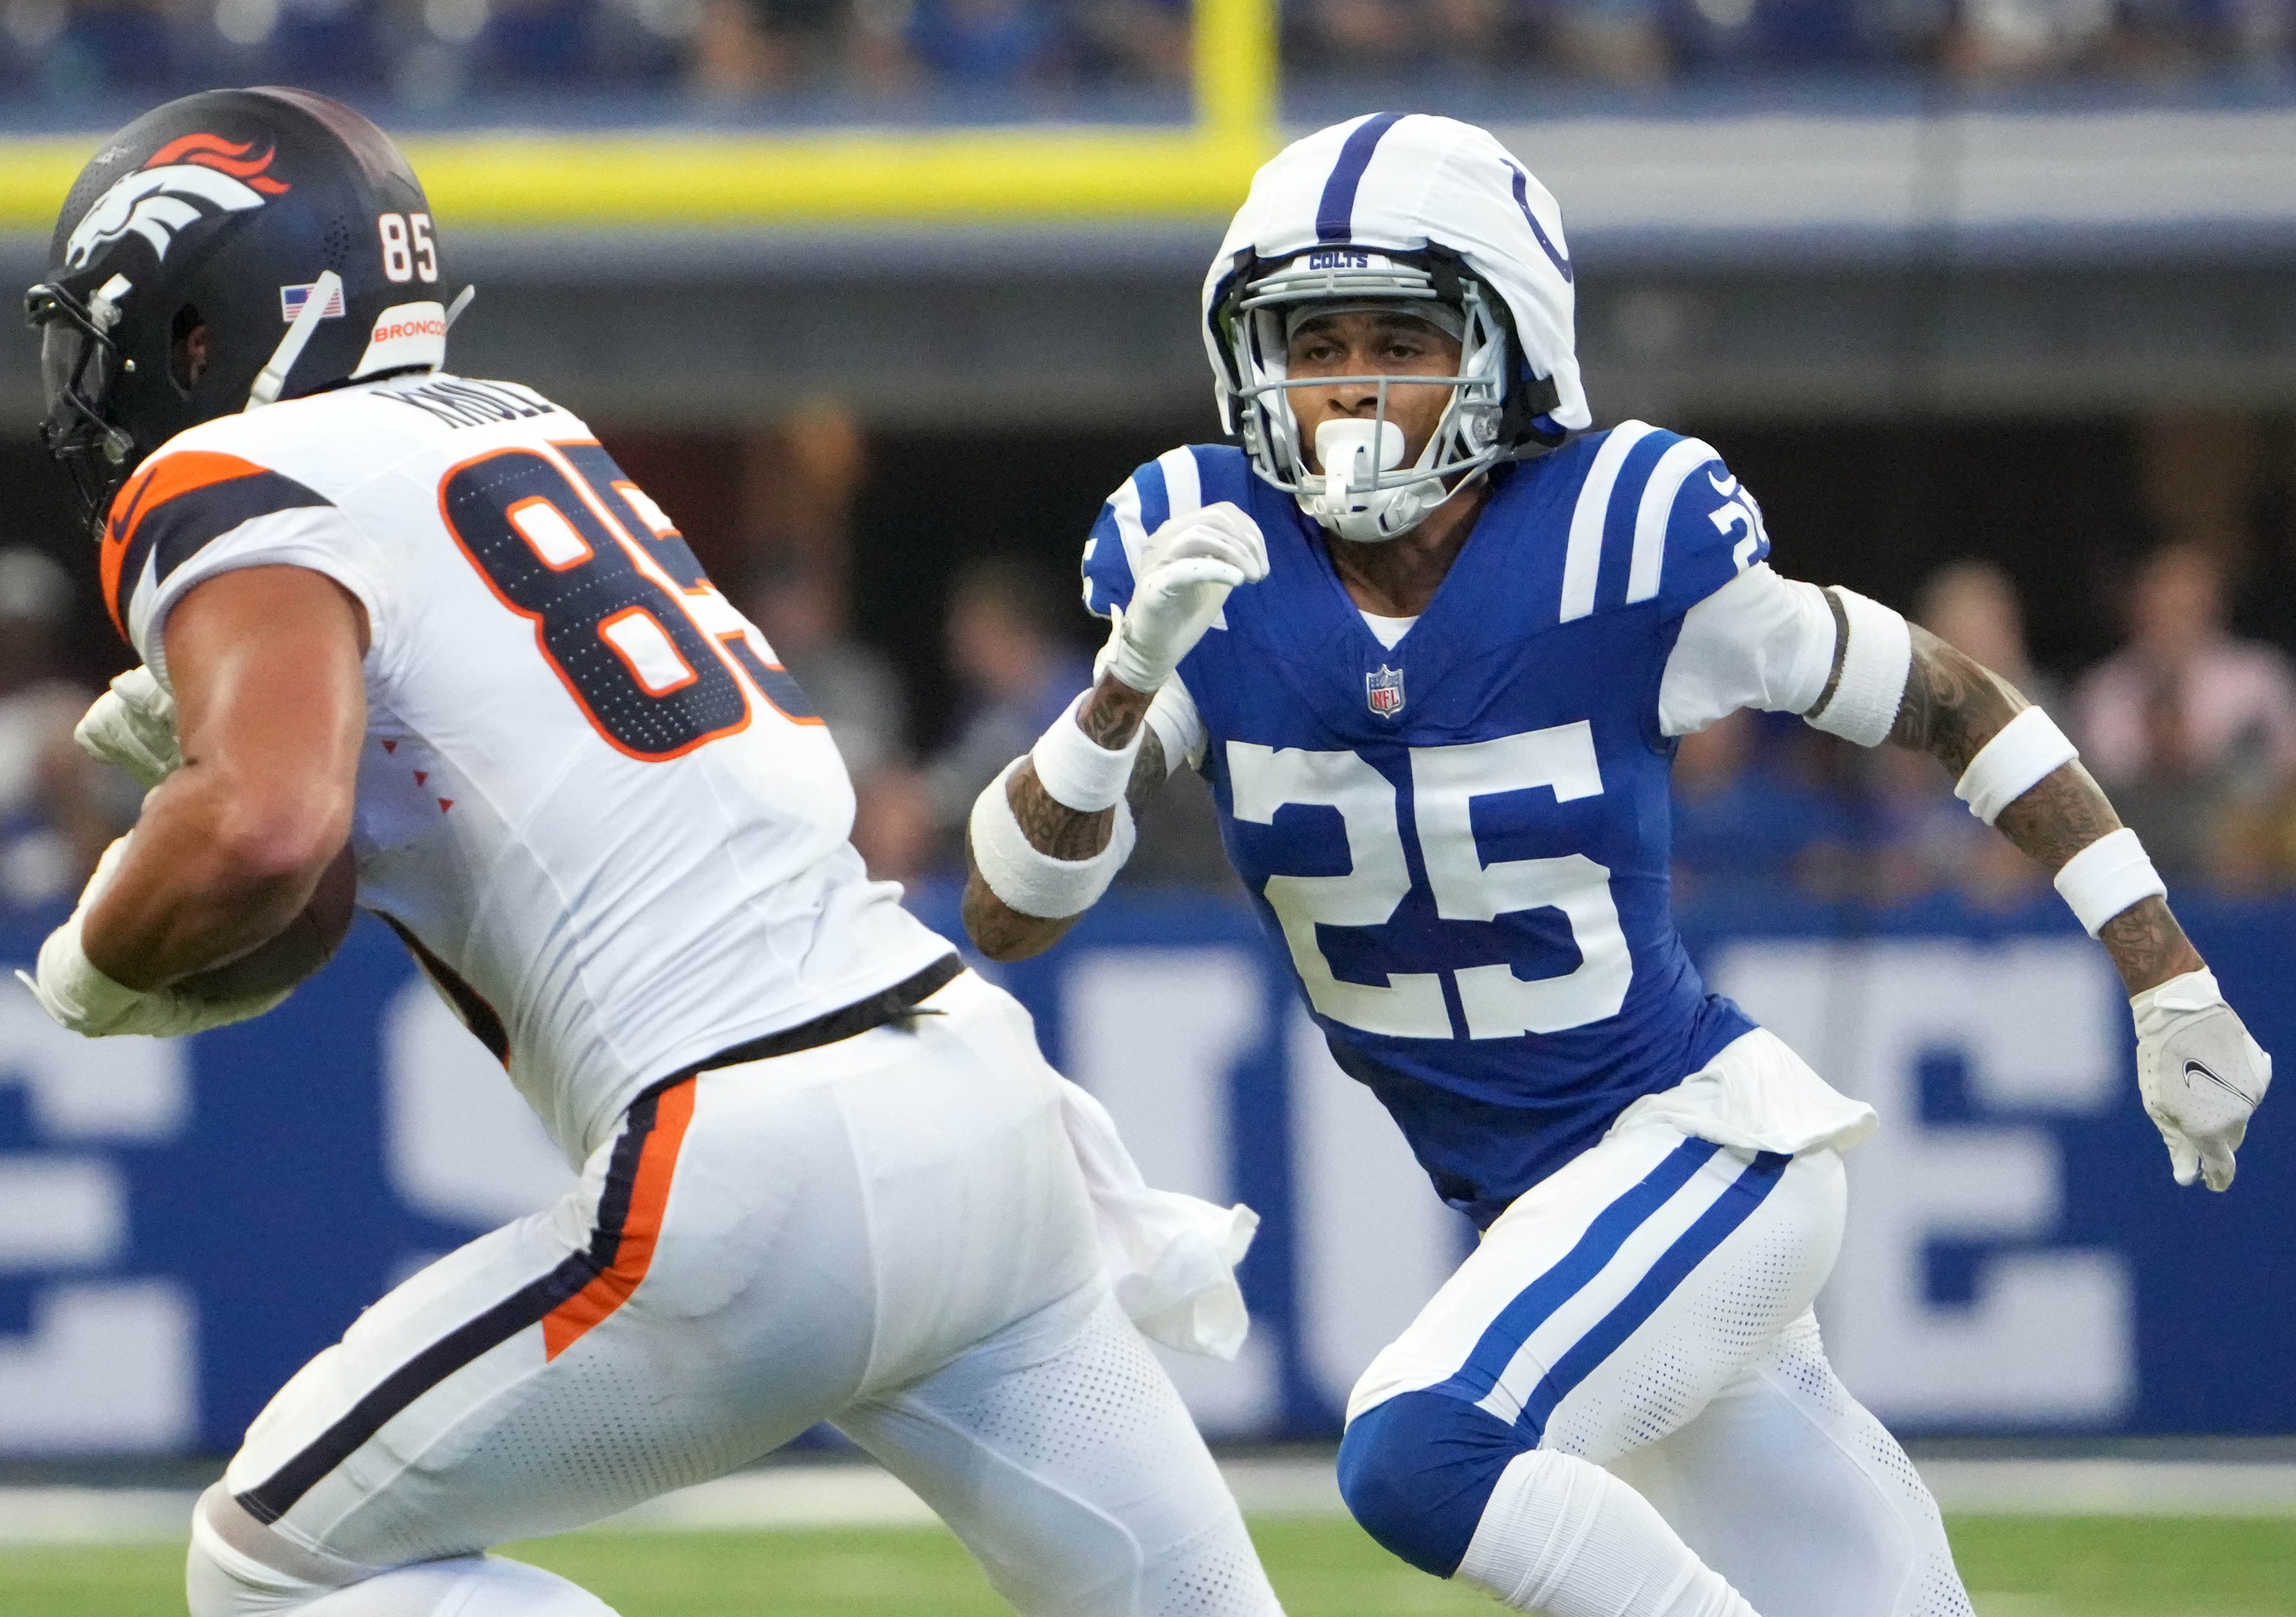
[
  {"x1": 1337, "y1": 1125, "x2": 1845, "y2": 1569},
  {"x1": 1609, "y1": 1312, "x2": 1973, "y2": 1617},
  {"x1": 220, "y1": 977, "x2": 1099, "y2": 1569},
  {"x1": 838, "y1": 1284, "x2": 1280, "y2": 1617},
  {"x1": 827, "y1": 971, "x2": 1105, "y2": 1396},
  {"x1": 219, "y1": 1072, "x2": 880, "y2": 1565}
]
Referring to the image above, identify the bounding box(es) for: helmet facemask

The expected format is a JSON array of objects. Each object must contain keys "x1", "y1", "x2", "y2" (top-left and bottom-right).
[
  {"x1": 26, "y1": 274, "x2": 139, "y2": 533},
  {"x1": 1218, "y1": 248, "x2": 1515, "y2": 544},
  {"x1": 26, "y1": 88, "x2": 459, "y2": 540}
]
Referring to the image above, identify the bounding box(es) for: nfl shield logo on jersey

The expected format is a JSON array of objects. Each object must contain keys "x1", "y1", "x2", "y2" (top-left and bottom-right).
[{"x1": 1366, "y1": 664, "x2": 1405, "y2": 717}]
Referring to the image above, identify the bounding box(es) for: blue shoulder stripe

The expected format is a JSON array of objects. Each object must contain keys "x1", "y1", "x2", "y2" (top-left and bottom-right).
[
  {"x1": 1081, "y1": 445, "x2": 1254, "y2": 620},
  {"x1": 1558, "y1": 423, "x2": 1728, "y2": 622},
  {"x1": 1134, "y1": 458, "x2": 1171, "y2": 536},
  {"x1": 1558, "y1": 423, "x2": 1658, "y2": 623},
  {"x1": 1625, "y1": 434, "x2": 1724, "y2": 608},
  {"x1": 1081, "y1": 500, "x2": 1133, "y2": 618}
]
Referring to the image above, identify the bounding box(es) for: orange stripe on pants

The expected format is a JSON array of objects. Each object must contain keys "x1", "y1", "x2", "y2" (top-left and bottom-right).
[{"x1": 542, "y1": 1077, "x2": 697, "y2": 1360}]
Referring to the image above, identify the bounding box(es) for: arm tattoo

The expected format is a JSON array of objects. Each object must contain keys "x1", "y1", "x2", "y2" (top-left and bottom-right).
[
  {"x1": 1886, "y1": 622, "x2": 2202, "y2": 994},
  {"x1": 1885, "y1": 623, "x2": 2029, "y2": 774},
  {"x1": 960, "y1": 679, "x2": 1171, "y2": 962},
  {"x1": 2095, "y1": 896, "x2": 2200, "y2": 998}
]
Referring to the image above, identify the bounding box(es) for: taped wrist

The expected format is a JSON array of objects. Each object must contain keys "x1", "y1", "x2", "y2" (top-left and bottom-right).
[
  {"x1": 969, "y1": 759, "x2": 1137, "y2": 920},
  {"x1": 1030, "y1": 692, "x2": 1143, "y2": 812},
  {"x1": 1102, "y1": 606, "x2": 1171, "y2": 695},
  {"x1": 1804, "y1": 587, "x2": 1911, "y2": 747},
  {"x1": 20, "y1": 919, "x2": 145, "y2": 1034},
  {"x1": 2054, "y1": 826, "x2": 2167, "y2": 937},
  {"x1": 1955, "y1": 706, "x2": 2080, "y2": 825}
]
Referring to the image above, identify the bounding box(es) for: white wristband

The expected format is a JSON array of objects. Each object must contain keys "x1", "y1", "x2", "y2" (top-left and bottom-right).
[
  {"x1": 2054, "y1": 827, "x2": 2167, "y2": 936},
  {"x1": 969, "y1": 759, "x2": 1137, "y2": 920},
  {"x1": 1956, "y1": 706, "x2": 2079, "y2": 825},
  {"x1": 1030, "y1": 692, "x2": 1143, "y2": 813},
  {"x1": 1142, "y1": 678, "x2": 1203, "y2": 777},
  {"x1": 1805, "y1": 587, "x2": 1911, "y2": 748}
]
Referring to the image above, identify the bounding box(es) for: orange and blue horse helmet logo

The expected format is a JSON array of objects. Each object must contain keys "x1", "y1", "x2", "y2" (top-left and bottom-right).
[{"x1": 63, "y1": 134, "x2": 291, "y2": 272}]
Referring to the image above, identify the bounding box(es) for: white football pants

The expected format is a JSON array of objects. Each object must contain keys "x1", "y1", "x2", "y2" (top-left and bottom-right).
[
  {"x1": 187, "y1": 971, "x2": 1280, "y2": 1617},
  {"x1": 1346, "y1": 1119, "x2": 1973, "y2": 1617}
]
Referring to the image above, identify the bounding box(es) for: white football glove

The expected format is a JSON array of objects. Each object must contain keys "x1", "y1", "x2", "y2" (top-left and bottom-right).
[
  {"x1": 1100, "y1": 502, "x2": 1269, "y2": 693},
  {"x1": 2133, "y1": 968, "x2": 2270, "y2": 1192},
  {"x1": 75, "y1": 666, "x2": 181, "y2": 790},
  {"x1": 15, "y1": 836, "x2": 290, "y2": 1039}
]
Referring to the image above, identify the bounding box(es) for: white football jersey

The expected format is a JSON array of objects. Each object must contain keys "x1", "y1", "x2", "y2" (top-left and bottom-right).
[{"x1": 106, "y1": 373, "x2": 952, "y2": 1160}]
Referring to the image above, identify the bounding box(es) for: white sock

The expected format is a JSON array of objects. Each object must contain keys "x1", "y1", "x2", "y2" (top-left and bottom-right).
[
  {"x1": 1457, "y1": 1449, "x2": 1761, "y2": 1617},
  {"x1": 189, "y1": 1510, "x2": 617, "y2": 1617}
]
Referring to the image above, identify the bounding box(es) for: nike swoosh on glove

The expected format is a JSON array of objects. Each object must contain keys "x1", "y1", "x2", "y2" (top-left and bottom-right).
[
  {"x1": 2133, "y1": 968, "x2": 2271, "y2": 1192},
  {"x1": 16, "y1": 836, "x2": 291, "y2": 1039},
  {"x1": 75, "y1": 666, "x2": 181, "y2": 791},
  {"x1": 1100, "y1": 502, "x2": 1270, "y2": 693}
]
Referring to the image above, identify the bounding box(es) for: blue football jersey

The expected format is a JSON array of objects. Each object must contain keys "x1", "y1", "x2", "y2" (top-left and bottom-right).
[{"x1": 1082, "y1": 427, "x2": 1774, "y2": 1227}]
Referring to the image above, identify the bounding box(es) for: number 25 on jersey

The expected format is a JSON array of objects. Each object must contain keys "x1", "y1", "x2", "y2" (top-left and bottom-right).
[{"x1": 1230, "y1": 722, "x2": 1633, "y2": 1042}]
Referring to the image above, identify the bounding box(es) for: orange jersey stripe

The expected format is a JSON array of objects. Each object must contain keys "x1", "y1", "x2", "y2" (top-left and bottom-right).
[
  {"x1": 541, "y1": 1076, "x2": 698, "y2": 1360},
  {"x1": 100, "y1": 450, "x2": 275, "y2": 639}
]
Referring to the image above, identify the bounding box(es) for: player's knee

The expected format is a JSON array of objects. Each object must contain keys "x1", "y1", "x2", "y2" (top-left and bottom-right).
[{"x1": 1336, "y1": 1390, "x2": 1529, "y2": 1578}]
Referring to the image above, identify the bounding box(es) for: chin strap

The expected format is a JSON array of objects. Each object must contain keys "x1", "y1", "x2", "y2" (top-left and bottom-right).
[{"x1": 245, "y1": 270, "x2": 342, "y2": 411}]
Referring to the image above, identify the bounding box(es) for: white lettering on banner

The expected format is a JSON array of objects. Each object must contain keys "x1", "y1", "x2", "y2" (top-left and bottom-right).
[
  {"x1": 0, "y1": 1156, "x2": 127, "y2": 1269},
  {"x1": 1289, "y1": 1006, "x2": 1471, "y2": 1415},
  {"x1": 0, "y1": 1281, "x2": 197, "y2": 1451},
  {"x1": 1064, "y1": 950, "x2": 1280, "y2": 1435},
  {"x1": 384, "y1": 978, "x2": 575, "y2": 1230},
  {"x1": 0, "y1": 993, "x2": 187, "y2": 1139},
  {"x1": 1712, "y1": 939, "x2": 2134, "y2": 1426},
  {"x1": 0, "y1": 994, "x2": 194, "y2": 1453}
]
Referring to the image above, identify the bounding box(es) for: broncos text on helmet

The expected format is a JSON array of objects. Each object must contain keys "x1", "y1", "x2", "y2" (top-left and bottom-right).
[
  {"x1": 26, "y1": 87, "x2": 461, "y2": 534},
  {"x1": 1203, "y1": 113, "x2": 1592, "y2": 544}
]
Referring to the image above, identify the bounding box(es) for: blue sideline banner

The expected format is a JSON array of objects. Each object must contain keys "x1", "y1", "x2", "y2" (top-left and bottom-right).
[{"x1": 1, "y1": 888, "x2": 2290, "y2": 1455}]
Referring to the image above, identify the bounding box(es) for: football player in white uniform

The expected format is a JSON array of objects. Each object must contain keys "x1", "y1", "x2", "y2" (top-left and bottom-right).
[
  {"x1": 961, "y1": 115, "x2": 2274, "y2": 1617},
  {"x1": 21, "y1": 89, "x2": 1284, "y2": 1617}
]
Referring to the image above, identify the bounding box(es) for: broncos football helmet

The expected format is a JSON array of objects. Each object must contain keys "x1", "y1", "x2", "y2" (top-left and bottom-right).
[
  {"x1": 1203, "y1": 113, "x2": 1592, "y2": 543},
  {"x1": 26, "y1": 87, "x2": 461, "y2": 533}
]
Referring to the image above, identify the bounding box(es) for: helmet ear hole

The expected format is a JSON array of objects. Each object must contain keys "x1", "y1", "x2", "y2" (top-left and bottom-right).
[{"x1": 169, "y1": 304, "x2": 206, "y2": 392}]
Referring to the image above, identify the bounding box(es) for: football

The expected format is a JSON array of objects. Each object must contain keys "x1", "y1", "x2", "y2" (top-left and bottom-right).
[{"x1": 176, "y1": 841, "x2": 358, "y2": 1004}]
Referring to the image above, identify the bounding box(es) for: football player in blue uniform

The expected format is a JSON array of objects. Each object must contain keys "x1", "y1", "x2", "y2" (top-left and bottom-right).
[{"x1": 961, "y1": 114, "x2": 2274, "y2": 1617}]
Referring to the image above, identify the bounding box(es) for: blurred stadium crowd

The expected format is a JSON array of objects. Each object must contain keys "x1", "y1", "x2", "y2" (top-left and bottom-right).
[
  {"x1": 1, "y1": 0, "x2": 2292, "y2": 111},
  {"x1": 6, "y1": 405, "x2": 2296, "y2": 922}
]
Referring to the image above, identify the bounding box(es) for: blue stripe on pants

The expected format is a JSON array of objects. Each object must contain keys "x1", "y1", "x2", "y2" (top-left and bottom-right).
[
  {"x1": 1516, "y1": 1150, "x2": 1793, "y2": 1442},
  {"x1": 1427, "y1": 1137, "x2": 1723, "y2": 1407}
]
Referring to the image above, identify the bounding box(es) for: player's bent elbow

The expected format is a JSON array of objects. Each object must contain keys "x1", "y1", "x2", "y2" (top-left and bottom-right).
[
  {"x1": 207, "y1": 792, "x2": 353, "y2": 904},
  {"x1": 959, "y1": 870, "x2": 1077, "y2": 962},
  {"x1": 1337, "y1": 1391, "x2": 1531, "y2": 1579}
]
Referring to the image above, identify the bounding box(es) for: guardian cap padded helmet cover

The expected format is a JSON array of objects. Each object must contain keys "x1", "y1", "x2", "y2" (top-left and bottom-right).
[
  {"x1": 1204, "y1": 114, "x2": 1592, "y2": 542},
  {"x1": 27, "y1": 87, "x2": 452, "y2": 530}
]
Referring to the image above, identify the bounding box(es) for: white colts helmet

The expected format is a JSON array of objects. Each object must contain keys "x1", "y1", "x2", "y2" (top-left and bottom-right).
[{"x1": 1203, "y1": 113, "x2": 1592, "y2": 543}]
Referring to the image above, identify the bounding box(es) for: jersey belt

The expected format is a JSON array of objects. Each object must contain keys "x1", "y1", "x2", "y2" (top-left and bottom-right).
[{"x1": 652, "y1": 952, "x2": 967, "y2": 1093}]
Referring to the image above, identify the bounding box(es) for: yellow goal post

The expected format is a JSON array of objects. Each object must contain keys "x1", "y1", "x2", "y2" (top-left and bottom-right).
[{"x1": 0, "y1": 0, "x2": 1278, "y2": 232}]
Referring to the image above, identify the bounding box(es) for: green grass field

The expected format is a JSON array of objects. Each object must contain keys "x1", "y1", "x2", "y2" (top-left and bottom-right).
[{"x1": 7, "y1": 1515, "x2": 2296, "y2": 1615}]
